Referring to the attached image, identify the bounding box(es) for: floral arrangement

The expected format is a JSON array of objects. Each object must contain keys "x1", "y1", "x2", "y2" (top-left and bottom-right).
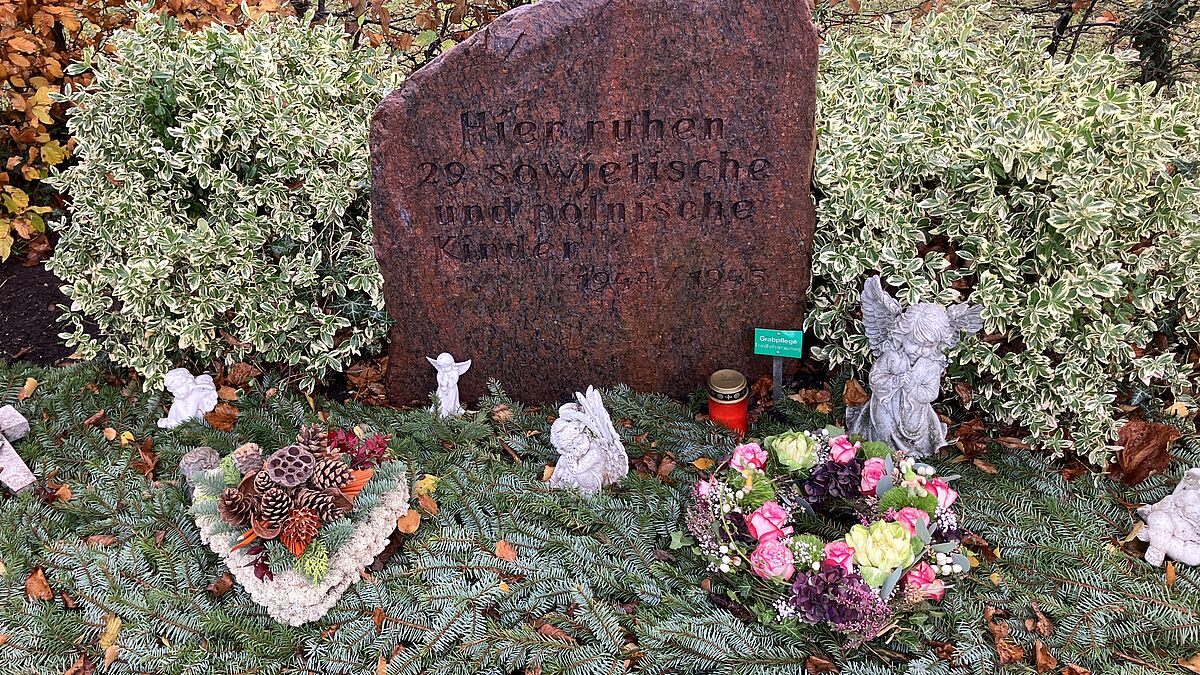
[
  {"x1": 685, "y1": 427, "x2": 970, "y2": 644},
  {"x1": 187, "y1": 424, "x2": 410, "y2": 625}
]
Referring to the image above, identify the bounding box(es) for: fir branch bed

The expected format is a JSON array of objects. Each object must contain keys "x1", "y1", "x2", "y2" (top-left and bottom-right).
[{"x1": 0, "y1": 359, "x2": 1196, "y2": 674}]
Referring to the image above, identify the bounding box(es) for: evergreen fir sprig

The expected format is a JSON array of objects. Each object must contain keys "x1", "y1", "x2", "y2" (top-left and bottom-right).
[{"x1": 0, "y1": 358, "x2": 1198, "y2": 674}]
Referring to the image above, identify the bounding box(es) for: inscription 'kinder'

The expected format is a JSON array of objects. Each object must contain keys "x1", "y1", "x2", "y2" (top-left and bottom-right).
[{"x1": 372, "y1": 0, "x2": 818, "y2": 404}]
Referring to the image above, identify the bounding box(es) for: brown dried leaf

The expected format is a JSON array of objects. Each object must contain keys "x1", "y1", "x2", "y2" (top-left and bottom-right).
[
  {"x1": 224, "y1": 362, "x2": 261, "y2": 387},
  {"x1": 206, "y1": 571, "x2": 233, "y2": 597},
  {"x1": 534, "y1": 621, "x2": 576, "y2": 643},
  {"x1": 656, "y1": 453, "x2": 678, "y2": 482},
  {"x1": 495, "y1": 539, "x2": 518, "y2": 562},
  {"x1": 131, "y1": 440, "x2": 159, "y2": 479},
  {"x1": 954, "y1": 380, "x2": 972, "y2": 406},
  {"x1": 1034, "y1": 640, "x2": 1058, "y2": 674},
  {"x1": 217, "y1": 386, "x2": 238, "y2": 401},
  {"x1": 83, "y1": 410, "x2": 106, "y2": 428},
  {"x1": 417, "y1": 493, "x2": 439, "y2": 516},
  {"x1": 843, "y1": 379, "x2": 869, "y2": 406},
  {"x1": 1167, "y1": 560, "x2": 1177, "y2": 590},
  {"x1": 372, "y1": 606, "x2": 385, "y2": 634},
  {"x1": 103, "y1": 645, "x2": 118, "y2": 669},
  {"x1": 205, "y1": 402, "x2": 239, "y2": 432},
  {"x1": 1113, "y1": 420, "x2": 1180, "y2": 485},
  {"x1": 1178, "y1": 654, "x2": 1200, "y2": 675},
  {"x1": 930, "y1": 641, "x2": 956, "y2": 661},
  {"x1": 397, "y1": 509, "x2": 422, "y2": 534},
  {"x1": 983, "y1": 607, "x2": 1025, "y2": 665},
  {"x1": 804, "y1": 654, "x2": 838, "y2": 674},
  {"x1": 973, "y1": 458, "x2": 999, "y2": 475},
  {"x1": 1060, "y1": 665, "x2": 1092, "y2": 675},
  {"x1": 1026, "y1": 602, "x2": 1054, "y2": 637},
  {"x1": 83, "y1": 534, "x2": 116, "y2": 547},
  {"x1": 816, "y1": 402, "x2": 834, "y2": 414},
  {"x1": 25, "y1": 567, "x2": 53, "y2": 601},
  {"x1": 102, "y1": 427, "x2": 118, "y2": 441},
  {"x1": 63, "y1": 654, "x2": 95, "y2": 675},
  {"x1": 995, "y1": 436, "x2": 1031, "y2": 450}
]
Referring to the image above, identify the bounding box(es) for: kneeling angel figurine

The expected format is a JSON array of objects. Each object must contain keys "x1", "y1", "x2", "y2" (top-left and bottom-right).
[
  {"x1": 1137, "y1": 468, "x2": 1200, "y2": 567},
  {"x1": 846, "y1": 276, "x2": 983, "y2": 457},
  {"x1": 549, "y1": 387, "x2": 629, "y2": 495}
]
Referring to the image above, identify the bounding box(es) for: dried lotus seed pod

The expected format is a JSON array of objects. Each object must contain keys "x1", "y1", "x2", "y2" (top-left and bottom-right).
[{"x1": 264, "y1": 445, "x2": 316, "y2": 488}]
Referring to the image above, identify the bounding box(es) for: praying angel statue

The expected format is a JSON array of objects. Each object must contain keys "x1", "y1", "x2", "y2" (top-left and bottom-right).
[
  {"x1": 549, "y1": 386, "x2": 629, "y2": 495},
  {"x1": 846, "y1": 276, "x2": 984, "y2": 457},
  {"x1": 427, "y1": 352, "x2": 472, "y2": 417}
]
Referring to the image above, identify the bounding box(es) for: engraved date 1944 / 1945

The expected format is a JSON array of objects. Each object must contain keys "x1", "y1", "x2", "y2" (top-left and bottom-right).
[{"x1": 577, "y1": 264, "x2": 767, "y2": 293}]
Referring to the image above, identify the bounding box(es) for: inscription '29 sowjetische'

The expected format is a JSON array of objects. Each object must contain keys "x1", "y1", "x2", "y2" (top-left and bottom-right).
[{"x1": 371, "y1": 0, "x2": 818, "y2": 404}]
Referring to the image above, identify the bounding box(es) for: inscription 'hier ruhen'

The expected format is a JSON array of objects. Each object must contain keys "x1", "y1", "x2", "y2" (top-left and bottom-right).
[{"x1": 371, "y1": 0, "x2": 818, "y2": 403}]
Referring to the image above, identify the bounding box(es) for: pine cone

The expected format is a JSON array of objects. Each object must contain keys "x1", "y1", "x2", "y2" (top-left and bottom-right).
[
  {"x1": 310, "y1": 458, "x2": 352, "y2": 490},
  {"x1": 295, "y1": 488, "x2": 344, "y2": 522},
  {"x1": 217, "y1": 488, "x2": 254, "y2": 527},
  {"x1": 280, "y1": 507, "x2": 321, "y2": 557},
  {"x1": 253, "y1": 469, "x2": 276, "y2": 494},
  {"x1": 296, "y1": 424, "x2": 331, "y2": 458},
  {"x1": 232, "y1": 442, "x2": 264, "y2": 474},
  {"x1": 258, "y1": 487, "x2": 294, "y2": 526},
  {"x1": 265, "y1": 445, "x2": 316, "y2": 488}
]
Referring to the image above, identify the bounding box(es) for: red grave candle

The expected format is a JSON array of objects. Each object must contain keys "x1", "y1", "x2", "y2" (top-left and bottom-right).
[{"x1": 708, "y1": 369, "x2": 749, "y2": 436}]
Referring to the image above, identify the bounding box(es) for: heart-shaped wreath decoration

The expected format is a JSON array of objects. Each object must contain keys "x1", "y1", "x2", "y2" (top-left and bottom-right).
[
  {"x1": 685, "y1": 427, "x2": 971, "y2": 645},
  {"x1": 185, "y1": 425, "x2": 410, "y2": 625}
]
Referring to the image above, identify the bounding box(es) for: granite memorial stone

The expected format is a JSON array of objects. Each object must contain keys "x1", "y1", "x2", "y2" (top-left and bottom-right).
[{"x1": 371, "y1": 0, "x2": 818, "y2": 403}]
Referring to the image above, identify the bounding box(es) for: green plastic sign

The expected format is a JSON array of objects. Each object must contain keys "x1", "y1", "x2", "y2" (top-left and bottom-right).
[{"x1": 754, "y1": 328, "x2": 804, "y2": 358}]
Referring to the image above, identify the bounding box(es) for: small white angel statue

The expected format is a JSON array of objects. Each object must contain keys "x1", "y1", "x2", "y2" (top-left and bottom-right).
[
  {"x1": 1136, "y1": 468, "x2": 1200, "y2": 566},
  {"x1": 157, "y1": 368, "x2": 219, "y2": 429},
  {"x1": 846, "y1": 276, "x2": 983, "y2": 457},
  {"x1": 427, "y1": 352, "x2": 472, "y2": 417},
  {"x1": 549, "y1": 386, "x2": 629, "y2": 495}
]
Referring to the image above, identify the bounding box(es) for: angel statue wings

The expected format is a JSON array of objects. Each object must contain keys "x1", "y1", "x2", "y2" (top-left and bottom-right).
[
  {"x1": 845, "y1": 276, "x2": 984, "y2": 457},
  {"x1": 549, "y1": 386, "x2": 629, "y2": 495},
  {"x1": 427, "y1": 352, "x2": 472, "y2": 417},
  {"x1": 157, "y1": 368, "x2": 219, "y2": 429}
]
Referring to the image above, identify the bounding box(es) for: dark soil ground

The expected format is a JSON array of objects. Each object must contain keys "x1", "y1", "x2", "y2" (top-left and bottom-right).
[{"x1": 0, "y1": 257, "x2": 73, "y2": 365}]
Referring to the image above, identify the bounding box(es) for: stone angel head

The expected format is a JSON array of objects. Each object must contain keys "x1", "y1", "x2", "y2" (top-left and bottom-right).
[{"x1": 860, "y1": 275, "x2": 983, "y2": 365}]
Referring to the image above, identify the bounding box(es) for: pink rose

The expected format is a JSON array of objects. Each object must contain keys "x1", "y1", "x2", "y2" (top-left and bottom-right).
[
  {"x1": 860, "y1": 457, "x2": 888, "y2": 494},
  {"x1": 926, "y1": 477, "x2": 958, "y2": 511},
  {"x1": 829, "y1": 435, "x2": 860, "y2": 464},
  {"x1": 746, "y1": 501, "x2": 794, "y2": 541},
  {"x1": 750, "y1": 537, "x2": 795, "y2": 582},
  {"x1": 696, "y1": 476, "x2": 715, "y2": 499},
  {"x1": 892, "y1": 507, "x2": 931, "y2": 536},
  {"x1": 823, "y1": 541, "x2": 855, "y2": 574},
  {"x1": 903, "y1": 562, "x2": 945, "y2": 601},
  {"x1": 730, "y1": 443, "x2": 767, "y2": 472}
]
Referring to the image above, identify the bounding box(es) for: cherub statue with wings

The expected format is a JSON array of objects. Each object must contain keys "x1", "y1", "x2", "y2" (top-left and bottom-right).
[
  {"x1": 845, "y1": 276, "x2": 984, "y2": 458},
  {"x1": 549, "y1": 386, "x2": 629, "y2": 495}
]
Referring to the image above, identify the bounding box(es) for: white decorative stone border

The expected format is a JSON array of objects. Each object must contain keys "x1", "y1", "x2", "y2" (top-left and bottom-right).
[{"x1": 193, "y1": 468, "x2": 410, "y2": 626}]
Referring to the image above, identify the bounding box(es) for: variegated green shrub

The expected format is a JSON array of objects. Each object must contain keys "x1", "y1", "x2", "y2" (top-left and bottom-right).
[
  {"x1": 48, "y1": 12, "x2": 402, "y2": 390},
  {"x1": 809, "y1": 6, "x2": 1200, "y2": 463}
]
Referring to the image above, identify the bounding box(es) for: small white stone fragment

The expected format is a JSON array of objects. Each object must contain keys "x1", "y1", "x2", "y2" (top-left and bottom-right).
[
  {"x1": 1137, "y1": 468, "x2": 1200, "y2": 567},
  {"x1": 0, "y1": 406, "x2": 34, "y2": 493}
]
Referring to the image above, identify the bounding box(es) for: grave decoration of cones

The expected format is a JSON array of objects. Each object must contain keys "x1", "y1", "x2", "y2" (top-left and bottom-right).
[{"x1": 186, "y1": 425, "x2": 408, "y2": 626}]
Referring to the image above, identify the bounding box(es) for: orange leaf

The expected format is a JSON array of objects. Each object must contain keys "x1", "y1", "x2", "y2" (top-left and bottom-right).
[
  {"x1": 204, "y1": 402, "x2": 239, "y2": 432},
  {"x1": 206, "y1": 571, "x2": 234, "y2": 597},
  {"x1": 417, "y1": 493, "x2": 439, "y2": 515},
  {"x1": 397, "y1": 508, "x2": 421, "y2": 534},
  {"x1": 340, "y1": 468, "x2": 374, "y2": 500},
  {"x1": 230, "y1": 528, "x2": 258, "y2": 552},
  {"x1": 8, "y1": 35, "x2": 39, "y2": 54},
  {"x1": 495, "y1": 539, "x2": 518, "y2": 562},
  {"x1": 843, "y1": 378, "x2": 869, "y2": 406},
  {"x1": 25, "y1": 567, "x2": 54, "y2": 601},
  {"x1": 18, "y1": 377, "x2": 38, "y2": 400},
  {"x1": 1113, "y1": 420, "x2": 1180, "y2": 485}
]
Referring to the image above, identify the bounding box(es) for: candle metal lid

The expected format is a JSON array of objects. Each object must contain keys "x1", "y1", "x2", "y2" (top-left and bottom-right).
[{"x1": 708, "y1": 369, "x2": 748, "y2": 403}]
